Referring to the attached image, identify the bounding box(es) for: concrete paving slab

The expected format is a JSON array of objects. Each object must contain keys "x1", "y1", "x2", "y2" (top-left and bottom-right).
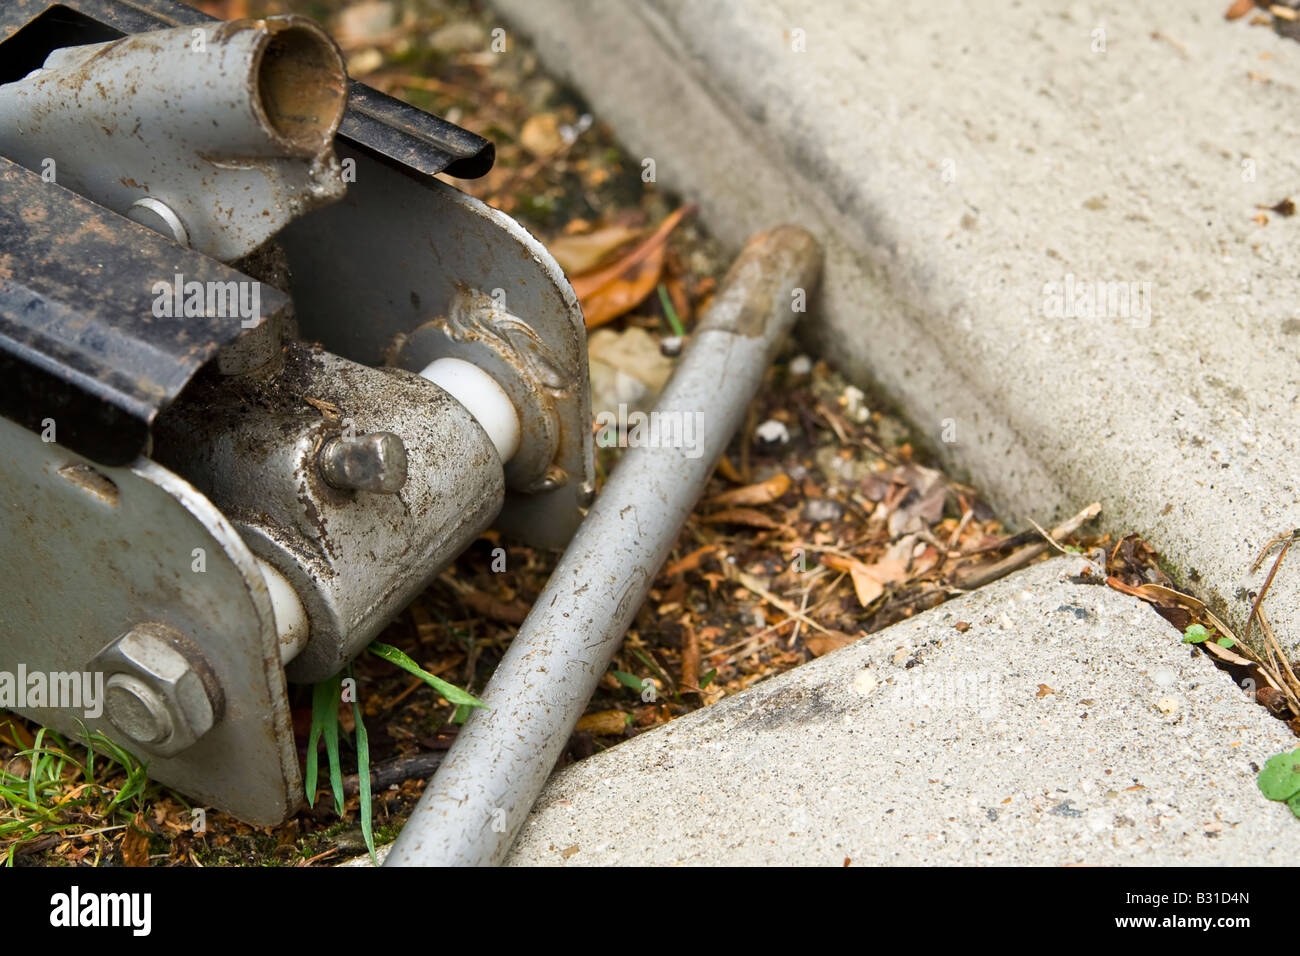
[
  {"x1": 488, "y1": 0, "x2": 1300, "y2": 654},
  {"x1": 502, "y1": 559, "x2": 1298, "y2": 865}
]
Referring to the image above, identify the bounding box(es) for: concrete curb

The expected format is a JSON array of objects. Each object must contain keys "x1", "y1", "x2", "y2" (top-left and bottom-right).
[
  {"x1": 488, "y1": 0, "x2": 1300, "y2": 654},
  {"x1": 504, "y1": 559, "x2": 1298, "y2": 865}
]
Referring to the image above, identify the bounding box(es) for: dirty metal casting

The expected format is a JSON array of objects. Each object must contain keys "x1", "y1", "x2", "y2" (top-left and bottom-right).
[
  {"x1": 151, "y1": 342, "x2": 508, "y2": 684},
  {"x1": 0, "y1": 0, "x2": 594, "y2": 823},
  {"x1": 0, "y1": 15, "x2": 349, "y2": 261},
  {"x1": 385, "y1": 226, "x2": 824, "y2": 867},
  {"x1": 276, "y1": 141, "x2": 596, "y2": 549}
]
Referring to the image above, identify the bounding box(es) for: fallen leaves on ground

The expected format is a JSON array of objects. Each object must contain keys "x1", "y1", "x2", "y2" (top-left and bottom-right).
[
  {"x1": 570, "y1": 206, "x2": 694, "y2": 327},
  {"x1": 547, "y1": 224, "x2": 643, "y2": 275},
  {"x1": 707, "y1": 474, "x2": 792, "y2": 508},
  {"x1": 120, "y1": 813, "x2": 151, "y2": 867}
]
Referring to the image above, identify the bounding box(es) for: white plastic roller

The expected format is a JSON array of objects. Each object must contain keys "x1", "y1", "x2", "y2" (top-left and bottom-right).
[{"x1": 419, "y1": 357, "x2": 521, "y2": 463}]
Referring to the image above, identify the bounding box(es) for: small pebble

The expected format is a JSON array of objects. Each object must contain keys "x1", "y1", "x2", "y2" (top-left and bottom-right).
[
  {"x1": 803, "y1": 498, "x2": 844, "y2": 523},
  {"x1": 852, "y1": 670, "x2": 878, "y2": 696},
  {"x1": 336, "y1": 1, "x2": 396, "y2": 44},
  {"x1": 755, "y1": 419, "x2": 790, "y2": 445},
  {"x1": 659, "y1": 335, "x2": 683, "y2": 357},
  {"x1": 789, "y1": 354, "x2": 813, "y2": 376},
  {"x1": 560, "y1": 113, "x2": 594, "y2": 145},
  {"x1": 346, "y1": 48, "x2": 384, "y2": 77},
  {"x1": 427, "y1": 20, "x2": 488, "y2": 54},
  {"x1": 842, "y1": 385, "x2": 870, "y2": 423}
]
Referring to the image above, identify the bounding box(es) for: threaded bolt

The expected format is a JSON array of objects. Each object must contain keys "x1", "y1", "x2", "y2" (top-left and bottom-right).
[{"x1": 317, "y1": 431, "x2": 408, "y2": 494}]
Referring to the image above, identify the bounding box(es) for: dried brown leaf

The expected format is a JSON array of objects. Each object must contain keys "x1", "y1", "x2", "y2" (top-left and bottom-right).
[
  {"x1": 572, "y1": 206, "x2": 693, "y2": 327},
  {"x1": 519, "y1": 112, "x2": 563, "y2": 158},
  {"x1": 806, "y1": 632, "x2": 858, "y2": 656},
  {"x1": 121, "y1": 814, "x2": 150, "y2": 868},
  {"x1": 848, "y1": 564, "x2": 885, "y2": 606},
  {"x1": 575, "y1": 710, "x2": 628, "y2": 735},
  {"x1": 665, "y1": 544, "x2": 717, "y2": 576},
  {"x1": 579, "y1": 245, "x2": 665, "y2": 328},
  {"x1": 548, "y1": 224, "x2": 642, "y2": 274},
  {"x1": 680, "y1": 627, "x2": 702, "y2": 692},
  {"x1": 702, "y1": 508, "x2": 783, "y2": 530},
  {"x1": 707, "y1": 473, "x2": 792, "y2": 508}
]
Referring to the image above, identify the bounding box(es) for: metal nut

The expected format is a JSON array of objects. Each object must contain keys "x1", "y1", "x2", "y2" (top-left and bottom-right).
[{"x1": 92, "y1": 624, "x2": 223, "y2": 758}]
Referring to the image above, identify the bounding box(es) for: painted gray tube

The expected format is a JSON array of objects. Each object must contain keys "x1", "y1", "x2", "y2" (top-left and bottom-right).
[
  {"x1": 385, "y1": 225, "x2": 823, "y2": 866},
  {"x1": 0, "y1": 17, "x2": 347, "y2": 261}
]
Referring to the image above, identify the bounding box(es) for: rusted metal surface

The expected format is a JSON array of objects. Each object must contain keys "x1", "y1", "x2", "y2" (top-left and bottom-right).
[
  {"x1": 0, "y1": 414, "x2": 302, "y2": 825},
  {"x1": 152, "y1": 341, "x2": 507, "y2": 684},
  {"x1": 0, "y1": 0, "x2": 494, "y2": 180},
  {"x1": 385, "y1": 226, "x2": 824, "y2": 866},
  {"x1": 277, "y1": 142, "x2": 595, "y2": 549},
  {"x1": 0, "y1": 155, "x2": 291, "y2": 466},
  {"x1": 0, "y1": 15, "x2": 348, "y2": 261}
]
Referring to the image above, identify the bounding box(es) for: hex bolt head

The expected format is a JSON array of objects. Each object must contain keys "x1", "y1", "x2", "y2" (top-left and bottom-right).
[
  {"x1": 91, "y1": 624, "x2": 223, "y2": 759},
  {"x1": 317, "y1": 431, "x2": 408, "y2": 494}
]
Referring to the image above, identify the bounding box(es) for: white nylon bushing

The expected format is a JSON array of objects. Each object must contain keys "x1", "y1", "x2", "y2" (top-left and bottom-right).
[
  {"x1": 256, "y1": 557, "x2": 309, "y2": 664},
  {"x1": 419, "y1": 357, "x2": 521, "y2": 462}
]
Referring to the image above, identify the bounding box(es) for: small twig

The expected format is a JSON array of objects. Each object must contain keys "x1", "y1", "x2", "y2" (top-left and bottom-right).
[
  {"x1": 1026, "y1": 516, "x2": 1070, "y2": 556},
  {"x1": 1245, "y1": 536, "x2": 1291, "y2": 644},
  {"x1": 916, "y1": 525, "x2": 952, "y2": 557},
  {"x1": 958, "y1": 528, "x2": 1040, "y2": 557},
  {"x1": 814, "y1": 401, "x2": 852, "y2": 446},
  {"x1": 739, "y1": 399, "x2": 757, "y2": 482},
  {"x1": 952, "y1": 502, "x2": 1101, "y2": 590},
  {"x1": 383, "y1": 676, "x2": 425, "y2": 710},
  {"x1": 1250, "y1": 528, "x2": 1299, "y2": 573},
  {"x1": 300, "y1": 847, "x2": 340, "y2": 867},
  {"x1": 710, "y1": 572, "x2": 847, "y2": 655},
  {"x1": 1256, "y1": 604, "x2": 1300, "y2": 710},
  {"x1": 731, "y1": 570, "x2": 850, "y2": 642},
  {"x1": 341, "y1": 750, "x2": 445, "y2": 797},
  {"x1": 945, "y1": 508, "x2": 975, "y2": 552},
  {"x1": 788, "y1": 583, "x2": 812, "y2": 649}
]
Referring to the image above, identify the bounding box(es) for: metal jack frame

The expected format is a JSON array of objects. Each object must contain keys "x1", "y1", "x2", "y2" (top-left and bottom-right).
[{"x1": 0, "y1": 0, "x2": 593, "y2": 825}]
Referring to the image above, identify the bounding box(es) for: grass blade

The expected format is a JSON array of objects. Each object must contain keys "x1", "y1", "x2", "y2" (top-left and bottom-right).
[
  {"x1": 346, "y1": 664, "x2": 376, "y2": 864},
  {"x1": 657, "y1": 283, "x2": 686, "y2": 337},
  {"x1": 322, "y1": 674, "x2": 345, "y2": 816},
  {"x1": 305, "y1": 677, "x2": 336, "y2": 807},
  {"x1": 366, "y1": 642, "x2": 485, "y2": 709}
]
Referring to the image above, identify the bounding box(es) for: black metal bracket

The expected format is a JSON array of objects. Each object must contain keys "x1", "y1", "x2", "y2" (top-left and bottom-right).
[{"x1": 0, "y1": 157, "x2": 292, "y2": 466}]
